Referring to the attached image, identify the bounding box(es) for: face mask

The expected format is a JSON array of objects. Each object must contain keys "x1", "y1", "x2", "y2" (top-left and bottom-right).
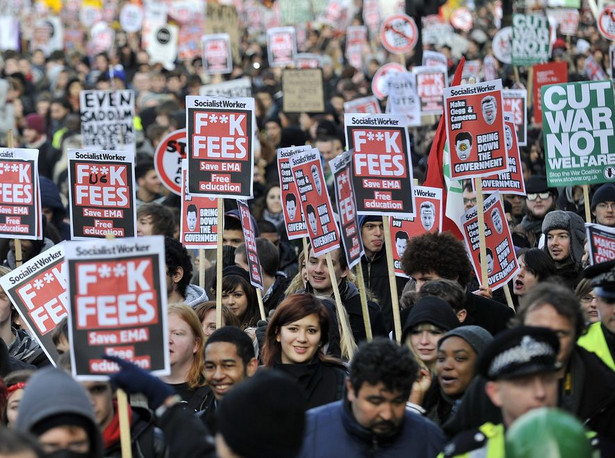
[{"x1": 46, "y1": 450, "x2": 91, "y2": 458}]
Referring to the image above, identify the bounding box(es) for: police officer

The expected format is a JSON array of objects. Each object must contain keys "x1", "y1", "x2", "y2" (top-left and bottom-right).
[
  {"x1": 440, "y1": 326, "x2": 560, "y2": 457},
  {"x1": 578, "y1": 260, "x2": 615, "y2": 370}
]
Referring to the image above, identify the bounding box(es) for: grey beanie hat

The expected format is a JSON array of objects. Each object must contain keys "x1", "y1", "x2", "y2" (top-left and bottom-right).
[
  {"x1": 541, "y1": 210, "x2": 586, "y2": 264},
  {"x1": 438, "y1": 325, "x2": 493, "y2": 356}
]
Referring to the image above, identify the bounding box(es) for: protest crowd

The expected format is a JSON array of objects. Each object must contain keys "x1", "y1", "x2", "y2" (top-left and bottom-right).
[{"x1": 3, "y1": 0, "x2": 615, "y2": 457}]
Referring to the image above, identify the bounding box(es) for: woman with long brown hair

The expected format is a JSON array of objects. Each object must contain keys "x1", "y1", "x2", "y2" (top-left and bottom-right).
[
  {"x1": 161, "y1": 304, "x2": 210, "y2": 412},
  {"x1": 262, "y1": 293, "x2": 347, "y2": 410}
]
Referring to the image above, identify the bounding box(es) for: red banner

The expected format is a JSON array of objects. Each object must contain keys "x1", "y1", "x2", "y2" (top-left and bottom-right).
[
  {"x1": 277, "y1": 145, "x2": 311, "y2": 240},
  {"x1": 414, "y1": 66, "x2": 447, "y2": 115},
  {"x1": 533, "y1": 61, "x2": 567, "y2": 125},
  {"x1": 180, "y1": 160, "x2": 218, "y2": 249},
  {"x1": 238, "y1": 200, "x2": 264, "y2": 289}
]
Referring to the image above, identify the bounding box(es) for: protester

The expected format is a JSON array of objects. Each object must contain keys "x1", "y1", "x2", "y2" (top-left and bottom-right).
[
  {"x1": 135, "y1": 160, "x2": 164, "y2": 206},
  {"x1": 165, "y1": 237, "x2": 208, "y2": 307},
  {"x1": 359, "y1": 216, "x2": 407, "y2": 333},
  {"x1": 201, "y1": 326, "x2": 259, "y2": 432},
  {"x1": 422, "y1": 326, "x2": 493, "y2": 426},
  {"x1": 0, "y1": 428, "x2": 44, "y2": 458},
  {"x1": 515, "y1": 175, "x2": 558, "y2": 248},
  {"x1": 541, "y1": 210, "x2": 586, "y2": 289},
  {"x1": 15, "y1": 367, "x2": 104, "y2": 457},
  {"x1": 512, "y1": 248, "x2": 555, "y2": 299},
  {"x1": 161, "y1": 304, "x2": 209, "y2": 412},
  {"x1": 136, "y1": 203, "x2": 175, "y2": 237},
  {"x1": 299, "y1": 338, "x2": 445, "y2": 457},
  {"x1": 402, "y1": 297, "x2": 460, "y2": 374},
  {"x1": 591, "y1": 183, "x2": 615, "y2": 227},
  {"x1": 215, "y1": 265, "x2": 261, "y2": 331},
  {"x1": 216, "y1": 370, "x2": 306, "y2": 458},
  {"x1": 402, "y1": 232, "x2": 514, "y2": 336},
  {"x1": 262, "y1": 293, "x2": 347, "y2": 409},
  {"x1": 3, "y1": 369, "x2": 34, "y2": 428},
  {"x1": 304, "y1": 244, "x2": 386, "y2": 343},
  {"x1": 194, "y1": 301, "x2": 240, "y2": 339},
  {"x1": 575, "y1": 279, "x2": 600, "y2": 325}
]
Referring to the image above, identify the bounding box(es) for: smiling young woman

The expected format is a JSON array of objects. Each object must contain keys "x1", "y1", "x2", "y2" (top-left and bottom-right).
[{"x1": 262, "y1": 293, "x2": 347, "y2": 410}]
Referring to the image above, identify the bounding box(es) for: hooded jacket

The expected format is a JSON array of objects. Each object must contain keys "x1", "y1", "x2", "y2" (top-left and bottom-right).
[
  {"x1": 184, "y1": 284, "x2": 209, "y2": 308},
  {"x1": 15, "y1": 367, "x2": 103, "y2": 458},
  {"x1": 542, "y1": 210, "x2": 586, "y2": 288}
]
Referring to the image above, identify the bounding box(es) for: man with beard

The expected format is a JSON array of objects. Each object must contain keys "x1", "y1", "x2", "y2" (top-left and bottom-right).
[{"x1": 299, "y1": 339, "x2": 445, "y2": 457}]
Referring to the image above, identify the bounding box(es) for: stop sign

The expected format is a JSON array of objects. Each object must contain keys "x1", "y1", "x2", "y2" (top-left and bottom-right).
[{"x1": 154, "y1": 129, "x2": 187, "y2": 195}]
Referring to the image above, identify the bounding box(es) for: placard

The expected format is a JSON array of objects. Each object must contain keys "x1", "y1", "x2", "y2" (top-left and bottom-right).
[
  {"x1": 186, "y1": 96, "x2": 254, "y2": 198},
  {"x1": 586, "y1": 223, "x2": 615, "y2": 265},
  {"x1": 390, "y1": 186, "x2": 442, "y2": 277},
  {"x1": 330, "y1": 150, "x2": 364, "y2": 269},
  {"x1": 414, "y1": 66, "x2": 447, "y2": 115},
  {"x1": 154, "y1": 129, "x2": 186, "y2": 196},
  {"x1": 267, "y1": 27, "x2": 296, "y2": 68},
  {"x1": 584, "y1": 55, "x2": 608, "y2": 81},
  {"x1": 282, "y1": 69, "x2": 325, "y2": 113},
  {"x1": 346, "y1": 25, "x2": 367, "y2": 70},
  {"x1": 481, "y1": 113, "x2": 526, "y2": 195},
  {"x1": 180, "y1": 160, "x2": 218, "y2": 249},
  {"x1": 205, "y1": 2, "x2": 240, "y2": 63},
  {"x1": 295, "y1": 53, "x2": 323, "y2": 69},
  {"x1": 443, "y1": 79, "x2": 508, "y2": 179},
  {"x1": 598, "y1": 5, "x2": 615, "y2": 40},
  {"x1": 380, "y1": 14, "x2": 418, "y2": 54},
  {"x1": 372, "y1": 62, "x2": 406, "y2": 100},
  {"x1": 67, "y1": 149, "x2": 137, "y2": 239},
  {"x1": 344, "y1": 113, "x2": 415, "y2": 216},
  {"x1": 66, "y1": 236, "x2": 169, "y2": 380},
  {"x1": 385, "y1": 72, "x2": 421, "y2": 127},
  {"x1": 502, "y1": 89, "x2": 527, "y2": 146},
  {"x1": 543, "y1": 80, "x2": 615, "y2": 187},
  {"x1": 0, "y1": 148, "x2": 41, "y2": 240},
  {"x1": 422, "y1": 50, "x2": 448, "y2": 68},
  {"x1": 80, "y1": 90, "x2": 136, "y2": 151},
  {"x1": 146, "y1": 23, "x2": 178, "y2": 70},
  {"x1": 492, "y1": 26, "x2": 512, "y2": 64},
  {"x1": 461, "y1": 193, "x2": 519, "y2": 290},
  {"x1": 533, "y1": 61, "x2": 567, "y2": 124},
  {"x1": 289, "y1": 148, "x2": 340, "y2": 257},
  {"x1": 237, "y1": 200, "x2": 264, "y2": 289},
  {"x1": 202, "y1": 33, "x2": 232, "y2": 75},
  {"x1": 277, "y1": 145, "x2": 311, "y2": 240},
  {"x1": 0, "y1": 243, "x2": 66, "y2": 365},
  {"x1": 199, "y1": 77, "x2": 252, "y2": 98},
  {"x1": 512, "y1": 14, "x2": 550, "y2": 66},
  {"x1": 343, "y1": 96, "x2": 381, "y2": 114}
]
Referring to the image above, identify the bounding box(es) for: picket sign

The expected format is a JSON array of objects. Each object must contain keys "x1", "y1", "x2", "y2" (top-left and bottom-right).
[
  {"x1": 382, "y1": 216, "x2": 403, "y2": 343},
  {"x1": 216, "y1": 198, "x2": 224, "y2": 328}
]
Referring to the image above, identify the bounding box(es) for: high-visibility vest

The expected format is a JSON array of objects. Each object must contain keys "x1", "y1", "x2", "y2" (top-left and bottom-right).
[
  {"x1": 438, "y1": 423, "x2": 505, "y2": 458},
  {"x1": 578, "y1": 322, "x2": 615, "y2": 371}
]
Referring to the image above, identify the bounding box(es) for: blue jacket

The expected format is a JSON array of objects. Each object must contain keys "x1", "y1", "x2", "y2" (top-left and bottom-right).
[{"x1": 299, "y1": 400, "x2": 446, "y2": 458}]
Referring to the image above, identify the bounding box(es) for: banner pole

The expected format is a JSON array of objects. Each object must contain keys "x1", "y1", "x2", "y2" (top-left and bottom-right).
[
  {"x1": 117, "y1": 388, "x2": 133, "y2": 458},
  {"x1": 326, "y1": 252, "x2": 356, "y2": 360},
  {"x1": 7, "y1": 130, "x2": 22, "y2": 267},
  {"x1": 302, "y1": 237, "x2": 309, "y2": 274},
  {"x1": 355, "y1": 261, "x2": 373, "y2": 341},
  {"x1": 256, "y1": 287, "x2": 266, "y2": 321},
  {"x1": 583, "y1": 185, "x2": 591, "y2": 223},
  {"x1": 475, "y1": 179, "x2": 489, "y2": 287},
  {"x1": 216, "y1": 198, "x2": 224, "y2": 329},
  {"x1": 382, "y1": 216, "x2": 402, "y2": 343},
  {"x1": 526, "y1": 66, "x2": 534, "y2": 111},
  {"x1": 198, "y1": 249, "x2": 205, "y2": 289}
]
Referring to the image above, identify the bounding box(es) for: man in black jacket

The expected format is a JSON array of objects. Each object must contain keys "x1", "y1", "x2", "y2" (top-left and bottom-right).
[
  {"x1": 401, "y1": 232, "x2": 514, "y2": 336},
  {"x1": 359, "y1": 216, "x2": 408, "y2": 333},
  {"x1": 306, "y1": 243, "x2": 387, "y2": 343}
]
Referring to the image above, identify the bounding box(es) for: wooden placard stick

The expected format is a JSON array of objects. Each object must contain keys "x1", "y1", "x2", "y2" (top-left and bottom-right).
[
  {"x1": 216, "y1": 198, "x2": 224, "y2": 328},
  {"x1": 355, "y1": 261, "x2": 373, "y2": 341},
  {"x1": 382, "y1": 216, "x2": 402, "y2": 343},
  {"x1": 326, "y1": 252, "x2": 356, "y2": 360}
]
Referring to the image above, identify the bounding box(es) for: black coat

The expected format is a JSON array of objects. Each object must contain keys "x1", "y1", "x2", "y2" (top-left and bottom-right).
[
  {"x1": 273, "y1": 359, "x2": 347, "y2": 410},
  {"x1": 463, "y1": 293, "x2": 514, "y2": 336},
  {"x1": 361, "y1": 249, "x2": 408, "y2": 333},
  {"x1": 104, "y1": 407, "x2": 166, "y2": 458}
]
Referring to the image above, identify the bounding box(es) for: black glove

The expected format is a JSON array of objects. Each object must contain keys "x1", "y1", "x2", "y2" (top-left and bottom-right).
[
  {"x1": 255, "y1": 319, "x2": 269, "y2": 354},
  {"x1": 104, "y1": 355, "x2": 174, "y2": 409}
]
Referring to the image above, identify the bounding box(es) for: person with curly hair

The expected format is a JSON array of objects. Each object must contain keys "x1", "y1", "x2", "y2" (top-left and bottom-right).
[{"x1": 401, "y1": 232, "x2": 514, "y2": 336}]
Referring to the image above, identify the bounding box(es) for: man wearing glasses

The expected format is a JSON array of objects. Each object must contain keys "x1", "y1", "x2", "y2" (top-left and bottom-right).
[
  {"x1": 591, "y1": 183, "x2": 615, "y2": 227},
  {"x1": 517, "y1": 175, "x2": 557, "y2": 247}
]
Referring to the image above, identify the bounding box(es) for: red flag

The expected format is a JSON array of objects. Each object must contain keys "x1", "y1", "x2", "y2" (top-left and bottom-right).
[{"x1": 423, "y1": 57, "x2": 465, "y2": 240}]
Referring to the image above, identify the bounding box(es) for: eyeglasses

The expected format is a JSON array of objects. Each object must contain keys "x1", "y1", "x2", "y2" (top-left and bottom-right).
[
  {"x1": 463, "y1": 197, "x2": 477, "y2": 206},
  {"x1": 580, "y1": 294, "x2": 596, "y2": 303},
  {"x1": 596, "y1": 202, "x2": 615, "y2": 210},
  {"x1": 527, "y1": 192, "x2": 551, "y2": 201}
]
